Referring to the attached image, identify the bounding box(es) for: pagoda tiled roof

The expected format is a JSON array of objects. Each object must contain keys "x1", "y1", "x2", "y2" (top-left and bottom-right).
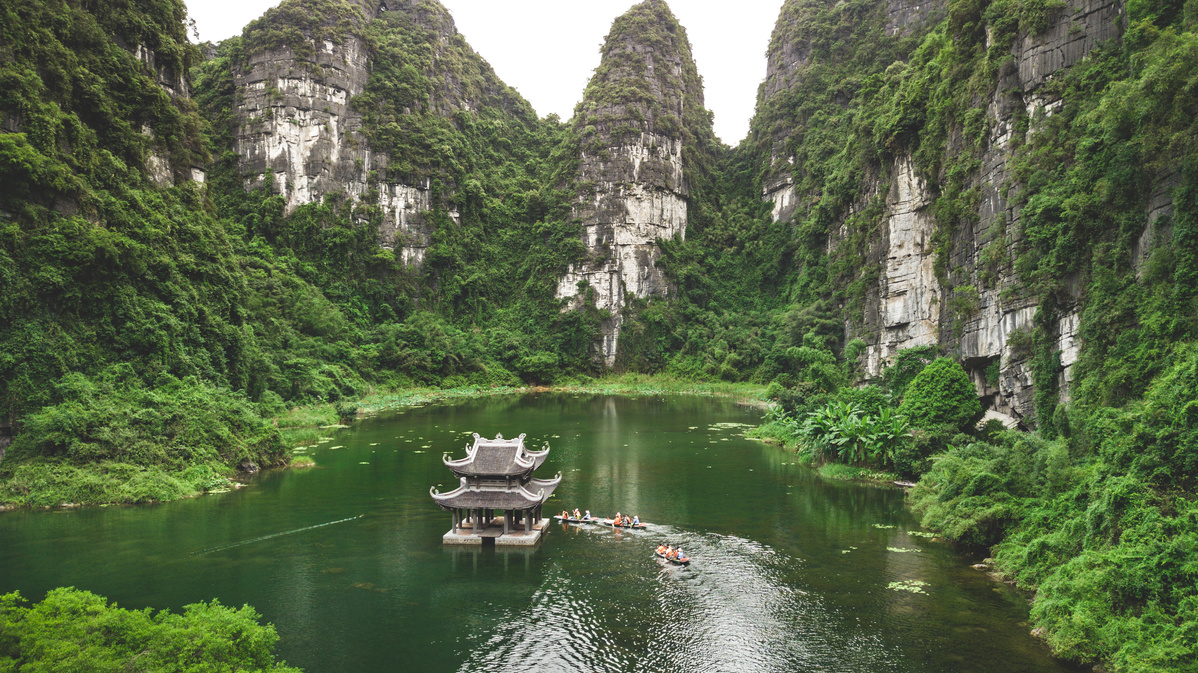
[
  {"x1": 442, "y1": 433, "x2": 549, "y2": 478},
  {"x1": 429, "y1": 475, "x2": 561, "y2": 510}
]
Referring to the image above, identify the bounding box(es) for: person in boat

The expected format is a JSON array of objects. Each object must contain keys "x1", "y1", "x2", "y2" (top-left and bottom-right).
[
  {"x1": 675, "y1": 547, "x2": 685, "y2": 560},
  {"x1": 632, "y1": 515, "x2": 640, "y2": 526},
  {"x1": 656, "y1": 544, "x2": 667, "y2": 556},
  {"x1": 613, "y1": 512, "x2": 622, "y2": 524},
  {"x1": 560, "y1": 510, "x2": 569, "y2": 519},
  {"x1": 573, "y1": 508, "x2": 581, "y2": 519},
  {"x1": 584, "y1": 510, "x2": 592, "y2": 520}
]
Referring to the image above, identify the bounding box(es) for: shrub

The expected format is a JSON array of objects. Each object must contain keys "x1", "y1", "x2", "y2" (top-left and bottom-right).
[
  {"x1": 882, "y1": 346, "x2": 938, "y2": 399},
  {"x1": 899, "y1": 357, "x2": 983, "y2": 431},
  {"x1": 0, "y1": 588, "x2": 302, "y2": 671}
]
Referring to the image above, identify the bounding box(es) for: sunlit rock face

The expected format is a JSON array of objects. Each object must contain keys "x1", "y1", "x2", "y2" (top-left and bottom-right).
[
  {"x1": 759, "y1": 0, "x2": 1131, "y2": 425},
  {"x1": 862, "y1": 157, "x2": 941, "y2": 379},
  {"x1": 231, "y1": 0, "x2": 435, "y2": 264},
  {"x1": 558, "y1": 0, "x2": 712, "y2": 367}
]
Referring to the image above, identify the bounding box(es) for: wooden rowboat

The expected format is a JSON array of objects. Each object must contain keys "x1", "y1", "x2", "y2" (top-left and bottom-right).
[
  {"x1": 600, "y1": 518, "x2": 647, "y2": 529},
  {"x1": 553, "y1": 515, "x2": 598, "y2": 524},
  {"x1": 655, "y1": 551, "x2": 691, "y2": 566}
]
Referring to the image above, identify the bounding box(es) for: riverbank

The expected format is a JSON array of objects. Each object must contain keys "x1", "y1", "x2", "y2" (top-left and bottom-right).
[
  {"x1": 0, "y1": 376, "x2": 767, "y2": 510},
  {"x1": 748, "y1": 431, "x2": 899, "y2": 484}
]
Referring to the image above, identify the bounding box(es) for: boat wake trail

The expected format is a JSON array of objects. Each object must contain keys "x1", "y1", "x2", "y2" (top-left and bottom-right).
[
  {"x1": 454, "y1": 528, "x2": 899, "y2": 673},
  {"x1": 191, "y1": 515, "x2": 364, "y2": 556}
]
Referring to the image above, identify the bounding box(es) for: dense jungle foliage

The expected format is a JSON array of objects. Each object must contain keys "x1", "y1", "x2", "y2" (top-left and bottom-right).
[
  {"x1": 745, "y1": 0, "x2": 1198, "y2": 669},
  {"x1": 0, "y1": 588, "x2": 300, "y2": 671},
  {"x1": 1, "y1": 0, "x2": 1197, "y2": 669}
]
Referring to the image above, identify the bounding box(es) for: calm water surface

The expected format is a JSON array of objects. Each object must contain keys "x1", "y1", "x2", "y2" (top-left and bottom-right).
[{"x1": 0, "y1": 394, "x2": 1078, "y2": 672}]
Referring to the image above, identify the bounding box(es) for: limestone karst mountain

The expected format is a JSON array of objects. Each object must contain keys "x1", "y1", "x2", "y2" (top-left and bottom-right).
[
  {"x1": 229, "y1": 0, "x2": 540, "y2": 265},
  {"x1": 749, "y1": 0, "x2": 1167, "y2": 428},
  {"x1": 554, "y1": 0, "x2": 718, "y2": 366}
]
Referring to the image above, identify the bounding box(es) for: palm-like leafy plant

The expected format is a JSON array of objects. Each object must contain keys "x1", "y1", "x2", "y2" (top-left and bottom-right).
[{"x1": 799, "y1": 401, "x2": 913, "y2": 468}]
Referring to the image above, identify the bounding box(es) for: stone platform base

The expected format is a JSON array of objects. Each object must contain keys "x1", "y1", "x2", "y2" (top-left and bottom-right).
[{"x1": 443, "y1": 518, "x2": 549, "y2": 546}]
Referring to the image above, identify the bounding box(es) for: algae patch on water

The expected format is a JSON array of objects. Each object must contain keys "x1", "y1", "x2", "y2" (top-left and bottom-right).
[
  {"x1": 887, "y1": 547, "x2": 922, "y2": 553},
  {"x1": 888, "y1": 580, "x2": 928, "y2": 594}
]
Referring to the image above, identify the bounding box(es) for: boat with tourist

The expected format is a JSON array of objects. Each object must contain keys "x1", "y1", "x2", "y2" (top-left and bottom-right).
[
  {"x1": 600, "y1": 513, "x2": 647, "y2": 529},
  {"x1": 554, "y1": 508, "x2": 598, "y2": 524},
  {"x1": 655, "y1": 544, "x2": 691, "y2": 565}
]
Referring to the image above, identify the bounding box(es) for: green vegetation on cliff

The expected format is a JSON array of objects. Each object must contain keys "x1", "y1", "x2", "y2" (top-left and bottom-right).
[{"x1": 741, "y1": 0, "x2": 1198, "y2": 670}]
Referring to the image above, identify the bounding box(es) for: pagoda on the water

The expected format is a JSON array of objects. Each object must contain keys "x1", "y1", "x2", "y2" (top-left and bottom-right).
[{"x1": 430, "y1": 433, "x2": 560, "y2": 546}]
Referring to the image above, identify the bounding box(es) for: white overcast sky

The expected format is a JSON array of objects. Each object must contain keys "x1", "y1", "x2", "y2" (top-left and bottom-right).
[{"x1": 187, "y1": 0, "x2": 783, "y2": 144}]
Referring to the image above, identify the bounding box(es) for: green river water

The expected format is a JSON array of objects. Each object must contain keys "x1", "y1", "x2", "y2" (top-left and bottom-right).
[{"x1": 0, "y1": 394, "x2": 1079, "y2": 672}]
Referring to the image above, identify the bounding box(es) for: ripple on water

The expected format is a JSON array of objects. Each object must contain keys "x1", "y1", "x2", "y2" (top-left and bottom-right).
[{"x1": 453, "y1": 531, "x2": 898, "y2": 672}]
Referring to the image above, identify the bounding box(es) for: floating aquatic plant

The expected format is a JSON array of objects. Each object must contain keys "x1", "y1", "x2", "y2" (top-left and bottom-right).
[
  {"x1": 908, "y1": 531, "x2": 937, "y2": 538},
  {"x1": 328, "y1": 446, "x2": 344, "y2": 450},
  {"x1": 872, "y1": 524, "x2": 896, "y2": 529},
  {"x1": 320, "y1": 424, "x2": 350, "y2": 429},
  {"x1": 359, "y1": 462, "x2": 369, "y2": 465},
  {"x1": 887, "y1": 547, "x2": 922, "y2": 553},
  {"x1": 887, "y1": 580, "x2": 928, "y2": 594}
]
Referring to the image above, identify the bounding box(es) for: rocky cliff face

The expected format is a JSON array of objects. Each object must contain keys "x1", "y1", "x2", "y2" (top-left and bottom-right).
[
  {"x1": 761, "y1": 0, "x2": 1134, "y2": 425},
  {"x1": 232, "y1": 0, "x2": 459, "y2": 264},
  {"x1": 946, "y1": 0, "x2": 1125, "y2": 421},
  {"x1": 131, "y1": 42, "x2": 208, "y2": 188},
  {"x1": 557, "y1": 0, "x2": 712, "y2": 366}
]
